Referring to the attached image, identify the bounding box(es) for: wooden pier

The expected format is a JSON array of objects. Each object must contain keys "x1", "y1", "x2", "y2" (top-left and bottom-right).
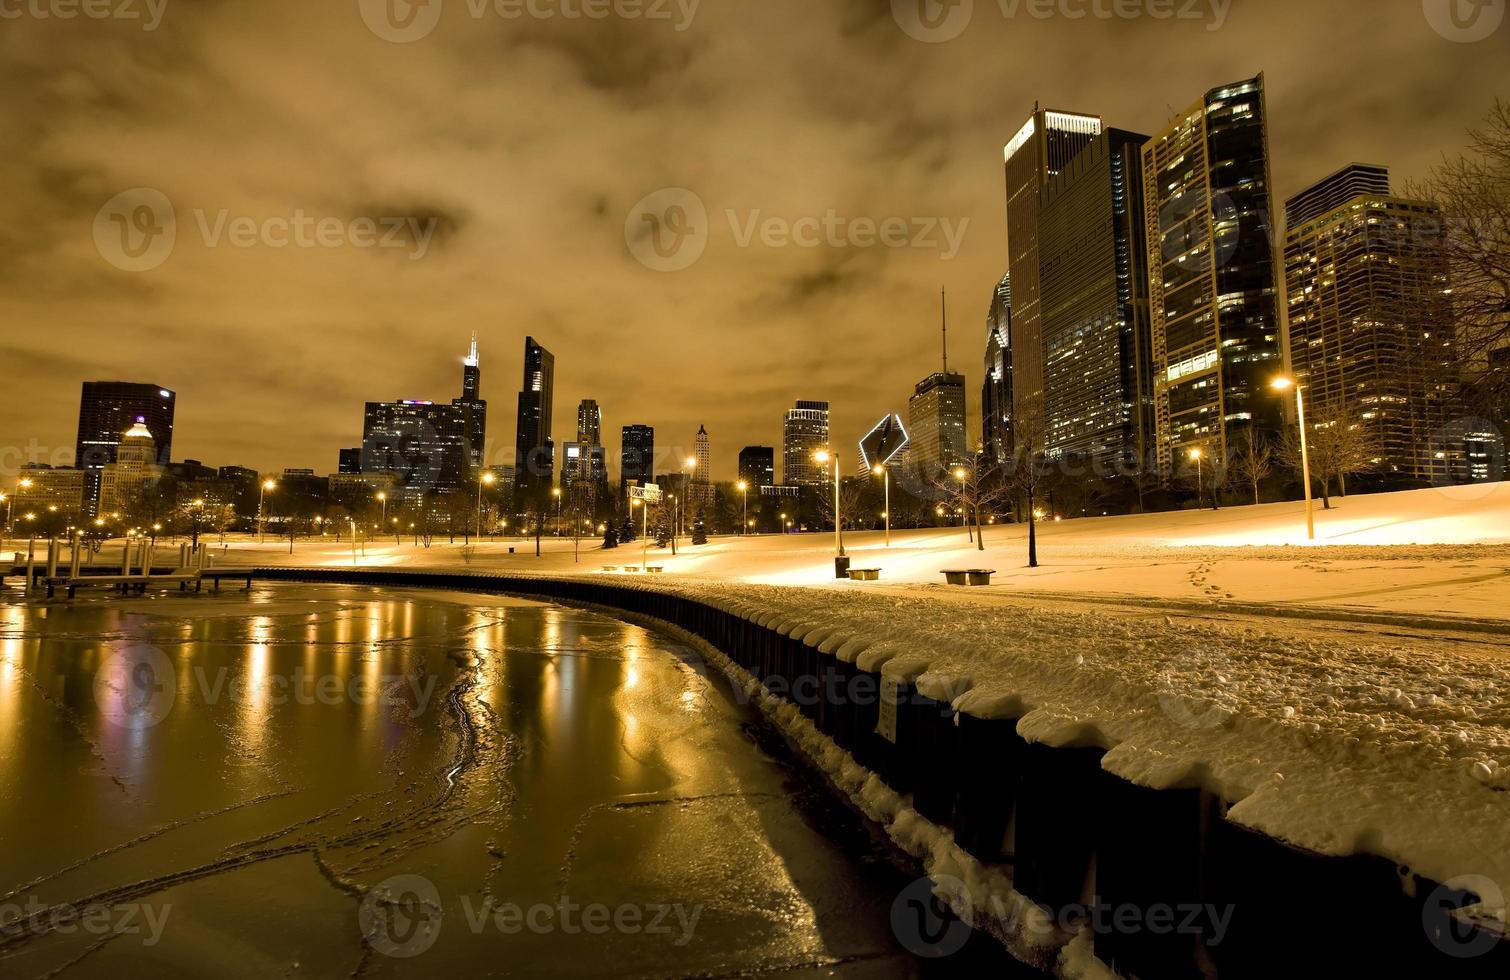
[{"x1": 2, "y1": 537, "x2": 239, "y2": 599}]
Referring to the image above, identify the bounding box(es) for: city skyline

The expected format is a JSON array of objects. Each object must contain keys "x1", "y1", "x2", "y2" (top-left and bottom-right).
[{"x1": 2, "y1": 2, "x2": 1506, "y2": 480}]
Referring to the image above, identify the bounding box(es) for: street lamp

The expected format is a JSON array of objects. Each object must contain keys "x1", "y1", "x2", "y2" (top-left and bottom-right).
[
  {"x1": 552, "y1": 486, "x2": 562, "y2": 537},
  {"x1": 737, "y1": 480, "x2": 748, "y2": 536},
  {"x1": 954, "y1": 466, "x2": 972, "y2": 542},
  {"x1": 477, "y1": 472, "x2": 496, "y2": 538},
  {"x1": 377, "y1": 491, "x2": 387, "y2": 526},
  {"x1": 682, "y1": 457, "x2": 697, "y2": 541},
  {"x1": 873, "y1": 464, "x2": 891, "y2": 547},
  {"x1": 1188, "y1": 448, "x2": 1204, "y2": 511},
  {"x1": 1272, "y1": 376, "x2": 1316, "y2": 541},
  {"x1": 258, "y1": 479, "x2": 276, "y2": 543},
  {"x1": 814, "y1": 449, "x2": 845, "y2": 574}
]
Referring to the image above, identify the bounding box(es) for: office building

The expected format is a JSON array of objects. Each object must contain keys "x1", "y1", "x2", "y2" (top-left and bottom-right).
[
  {"x1": 1040, "y1": 128, "x2": 1155, "y2": 471},
  {"x1": 908, "y1": 372, "x2": 969, "y2": 476},
  {"x1": 693, "y1": 425, "x2": 712, "y2": 506},
  {"x1": 783, "y1": 400, "x2": 830, "y2": 486},
  {"x1": 514, "y1": 336, "x2": 555, "y2": 508},
  {"x1": 362, "y1": 341, "x2": 484, "y2": 503},
  {"x1": 97, "y1": 420, "x2": 163, "y2": 517},
  {"x1": 1284, "y1": 164, "x2": 1456, "y2": 482},
  {"x1": 738, "y1": 446, "x2": 776, "y2": 489},
  {"x1": 1142, "y1": 74, "x2": 1284, "y2": 472},
  {"x1": 75, "y1": 381, "x2": 176, "y2": 514},
  {"x1": 14, "y1": 465, "x2": 87, "y2": 522},
  {"x1": 620, "y1": 425, "x2": 655, "y2": 496},
  {"x1": 1004, "y1": 106, "x2": 1103, "y2": 421},
  {"x1": 983, "y1": 274, "x2": 1013, "y2": 466},
  {"x1": 338, "y1": 448, "x2": 362, "y2": 474},
  {"x1": 859, "y1": 414, "x2": 910, "y2": 472},
  {"x1": 456, "y1": 334, "x2": 488, "y2": 471},
  {"x1": 577, "y1": 399, "x2": 601, "y2": 446}
]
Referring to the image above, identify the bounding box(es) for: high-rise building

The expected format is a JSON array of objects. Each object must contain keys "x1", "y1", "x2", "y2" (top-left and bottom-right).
[
  {"x1": 362, "y1": 341, "x2": 484, "y2": 503},
  {"x1": 455, "y1": 334, "x2": 488, "y2": 471},
  {"x1": 620, "y1": 424, "x2": 655, "y2": 496},
  {"x1": 738, "y1": 446, "x2": 776, "y2": 488},
  {"x1": 908, "y1": 372, "x2": 969, "y2": 476},
  {"x1": 338, "y1": 447, "x2": 362, "y2": 474},
  {"x1": 514, "y1": 336, "x2": 555, "y2": 508},
  {"x1": 783, "y1": 400, "x2": 831, "y2": 486},
  {"x1": 98, "y1": 419, "x2": 163, "y2": 517},
  {"x1": 577, "y1": 399, "x2": 601, "y2": 446},
  {"x1": 14, "y1": 465, "x2": 87, "y2": 522},
  {"x1": 693, "y1": 425, "x2": 712, "y2": 506},
  {"x1": 1283, "y1": 164, "x2": 1456, "y2": 483},
  {"x1": 562, "y1": 442, "x2": 607, "y2": 502},
  {"x1": 1004, "y1": 106, "x2": 1104, "y2": 422},
  {"x1": 1142, "y1": 74, "x2": 1284, "y2": 472},
  {"x1": 1040, "y1": 128, "x2": 1155, "y2": 471},
  {"x1": 859, "y1": 414, "x2": 910, "y2": 472},
  {"x1": 982, "y1": 274, "x2": 1013, "y2": 466},
  {"x1": 75, "y1": 381, "x2": 176, "y2": 515}
]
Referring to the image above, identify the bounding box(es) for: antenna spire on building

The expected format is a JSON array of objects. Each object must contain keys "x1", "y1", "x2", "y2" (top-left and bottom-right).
[
  {"x1": 940, "y1": 286, "x2": 949, "y2": 374},
  {"x1": 465, "y1": 332, "x2": 479, "y2": 367}
]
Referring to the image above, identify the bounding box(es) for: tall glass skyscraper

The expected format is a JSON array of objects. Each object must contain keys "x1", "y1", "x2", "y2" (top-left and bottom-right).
[
  {"x1": 982, "y1": 274, "x2": 1013, "y2": 466},
  {"x1": 514, "y1": 336, "x2": 555, "y2": 508},
  {"x1": 907, "y1": 372, "x2": 969, "y2": 476},
  {"x1": 782, "y1": 400, "x2": 830, "y2": 486},
  {"x1": 1004, "y1": 106, "x2": 1103, "y2": 422},
  {"x1": 1039, "y1": 128, "x2": 1154, "y2": 472},
  {"x1": 75, "y1": 380, "x2": 176, "y2": 515},
  {"x1": 620, "y1": 424, "x2": 655, "y2": 496},
  {"x1": 1142, "y1": 74, "x2": 1283, "y2": 473}
]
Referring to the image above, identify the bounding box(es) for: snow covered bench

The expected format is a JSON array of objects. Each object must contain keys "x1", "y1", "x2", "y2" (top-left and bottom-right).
[
  {"x1": 848, "y1": 568, "x2": 881, "y2": 582},
  {"x1": 941, "y1": 569, "x2": 996, "y2": 586}
]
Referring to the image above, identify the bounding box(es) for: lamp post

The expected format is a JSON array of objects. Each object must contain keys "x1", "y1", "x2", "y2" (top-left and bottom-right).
[
  {"x1": 873, "y1": 464, "x2": 891, "y2": 547},
  {"x1": 1272, "y1": 377, "x2": 1316, "y2": 541},
  {"x1": 779, "y1": 512, "x2": 787, "y2": 535},
  {"x1": 377, "y1": 491, "x2": 387, "y2": 527},
  {"x1": 258, "y1": 480, "x2": 276, "y2": 543},
  {"x1": 552, "y1": 486, "x2": 562, "y2": 537},
  {"x1": 1188, "y1": 448, "x2": 1204, "y2": 511},
  {"x1": 2, "y1": 477, "x2": 32, "y2": 555},
  {"x1": 814, "y1": 450, "x2": 845, "y2": 576},
  {"x1": 954, "y1": 466, "x2": 972, "y2": 542},
  {"x1": 682, "y1": 457, "x2": 697, "y2": 541},
  {"x1": 737, "y1": 480, "x2": 748, "y2": 536},
  {"x1": 477, "y1": 472, "x2": 496, "y2": 539}
]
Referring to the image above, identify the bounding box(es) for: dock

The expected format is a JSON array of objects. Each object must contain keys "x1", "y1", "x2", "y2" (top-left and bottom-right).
[{"x1": 2, "y1": 537, "x2": 243, "y2": 599}]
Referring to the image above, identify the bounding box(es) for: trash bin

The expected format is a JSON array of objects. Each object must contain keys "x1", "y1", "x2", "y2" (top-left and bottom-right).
[{"x1": 834, "y1": 556, "x2": 851, "y2": 579}]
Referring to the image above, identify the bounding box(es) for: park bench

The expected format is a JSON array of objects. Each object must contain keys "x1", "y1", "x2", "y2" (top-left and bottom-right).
[
  {"x1": 645, "y1": 566, "x2": 665, "y2": 574},
  {"x1": 941, "y1": 569, "x2": 996, "y2": 587},
  {"x1": 848, "y1": 568, "x2": 881, "y2": 582}
]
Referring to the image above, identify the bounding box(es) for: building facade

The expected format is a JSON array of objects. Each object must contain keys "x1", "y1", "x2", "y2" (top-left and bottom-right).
[
  {"x1": 982, "y1": 273, "x2": 1013, "y2": 466},
  {"x1": 620, "y1": 425, "x2": 655, "y2": 497},
  {"x1": 97, "y1": 420, "x2": 163, "y2": 518},
  {"x1": 1039, "y1": 128, "x2": 1155, "y2": 472},
  {"x1": 75, "y1": 381, "x2": 176, "y2": 515},
  {"x1": 907, "y1": 373, "x2": 969, "y2": 476},
  {"x1": 1283, "y1": 164, "x2": 1456, "y2": 483},
  {"x1": 1005, "y1": 107, "x2": 1104, "y2": 423},
  {"x1": 514, "y1": 336, "x2": 555, "y2": 509},
  {"x1": 1142, "y1": 74, "x2": 1284, "y2": 473},
  {"x1": 693, "y1": 425, "x2": 712, "y2": 507},
  {"x1": 783, "y1": 400, "x2": 830, "y2": 486},
  {"x1": 456, "y1": 334, "x2": 488, "y2": 471},
  {"x1": 361, "y1": 341, "x2": 486, "y2": 504},
  {"x1": 15, "y1": 466, "x2": 87, "y2": 524},
  {"x1": 738, "y1": 446, "x2": 776, "y2": 489}
]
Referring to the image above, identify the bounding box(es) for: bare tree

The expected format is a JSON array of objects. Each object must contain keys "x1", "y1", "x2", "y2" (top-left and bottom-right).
[
  {"x1": 1230, "y1": 429, "x2": 1275, "y2": 506},
  {"x1": 1279, "y1": 403, "x2": 1380, "y2": 508},
  {"x1": 930, "y1": 455, "x2": 1015, "y2": 552},
  {"x1": 1006, "y1": 394, "x2": 1048, "y2": 568},
  {"x1": 815, "y1": 477, "x2": 868, "y2": 532},
  {"x1": 1406, "y1": 101, "x2": 1510, "y2": 416}
]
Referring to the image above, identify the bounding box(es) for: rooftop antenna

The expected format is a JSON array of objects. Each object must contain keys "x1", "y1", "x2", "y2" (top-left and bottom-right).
[
  {"x1": 465, "y1": 331, "x2": 479, "y2": 367},
  {"x1": 940, "y1": 287, "x2": 949, "y2": 375}
]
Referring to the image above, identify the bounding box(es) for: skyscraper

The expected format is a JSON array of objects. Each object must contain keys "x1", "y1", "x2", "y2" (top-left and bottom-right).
[
  {"x1": 738, "y1": 446, "x2": 775, "y2": 488},
  {"x1": 362, "y1": 342, "x2": 485, "y2": 502},
  {"x1": 693, "y1": 425, "x2": 712, "y2": 506},
  {"x1": 1284, "y1": 164, "x2": 1456, "y2": 483},
  {"x1": 1142, "y1": 74, "x2": 1284, "y2": 472},
  {"x1": 97, "y1": 419, "x2": 162, "y2": 517},
  {"x1": 908, "y1": 372, "x2": 969, "y2": 476},
  {"x1": 1004, "y1": 106, "x2": 1103, "y2": 422},
  {"x1": 454, "y1": 334, "x2": 487, "y2": 471},
  {"x1": 783, "y1": 400, "x2": 830, "y2": 486},
  {"x1": 982, "y1": 274, "x2": 1013, "y2": 466},
  {"x1": 620, "y1": 424, "x2": 655, "y2": 496},
  {"x1": 514, "y1": 336, "x2": 555, "y2": 508},
  {"x1": 1040, "y1": 128, "x2": 1155, "y2": 471},
  {"x1": 75, "y1": 381, "x2": 176, "y2": 514}
]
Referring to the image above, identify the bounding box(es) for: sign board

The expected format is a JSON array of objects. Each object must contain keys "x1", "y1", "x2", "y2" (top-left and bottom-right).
[
  {"x1": 876, "y1": 676, "x2": 900, "y2": 744},
  {"x1": 629, "y1": 485, "x2": 663, "y2": 503},
  {"x1": 860, "y1": 414, "x2": 910, "y2": 471}
]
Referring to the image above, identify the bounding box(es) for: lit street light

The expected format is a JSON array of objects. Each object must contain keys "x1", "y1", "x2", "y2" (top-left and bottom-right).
[
  {"x1": 814, "y1": 449, "x2": 845, "y2": 576},
  {"x1": 1188, "y1": 448, "x2": 1205, "y2": 511},
  {"x1": 477, "y1": 471, "x2": 496, "y2": 538},
  {"x1": 737, "y1": 480, "x2": 748, "y2": 536},
  {"x1": 552, "y1": 486, "x2": 562, "y2": 537},
  {"x1": 1272, "y1": 376, "x2": 1317, "y2": 541},
  {"x1": 377, "y1": 491, "x2": 387, "y2": 526},
  {"x1": 873, "y1": 464, "x2": 891, "y2": 547},
  {"x1": 258, "y1": 479, "x2": 276, "y2": 543},
  {"x1": 954, "y1": 466, "x2": 972, "y2": 542}
]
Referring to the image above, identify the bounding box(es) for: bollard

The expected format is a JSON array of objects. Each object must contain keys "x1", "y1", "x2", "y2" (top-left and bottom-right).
[
  {"x1": 122, "y1": 539, "x2": 133, "y2": 577},
  {"x1": 179, "y1": 544, "x2": 189, "y2": 570},
  {"x1": 46, "y1": 538, "x2": 59, "y2": 582},
  {"x1": 25, "y1": 537, "x2": 36, "y2": 594},
  {"x1": 69, "y1": 536, "x2": 82, "y2": 581}
]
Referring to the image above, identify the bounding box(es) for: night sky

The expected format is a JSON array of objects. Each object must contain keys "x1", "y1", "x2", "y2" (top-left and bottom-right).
[{"x1": 2, "y1": 0, "x2": 1506, "y2": 480}]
